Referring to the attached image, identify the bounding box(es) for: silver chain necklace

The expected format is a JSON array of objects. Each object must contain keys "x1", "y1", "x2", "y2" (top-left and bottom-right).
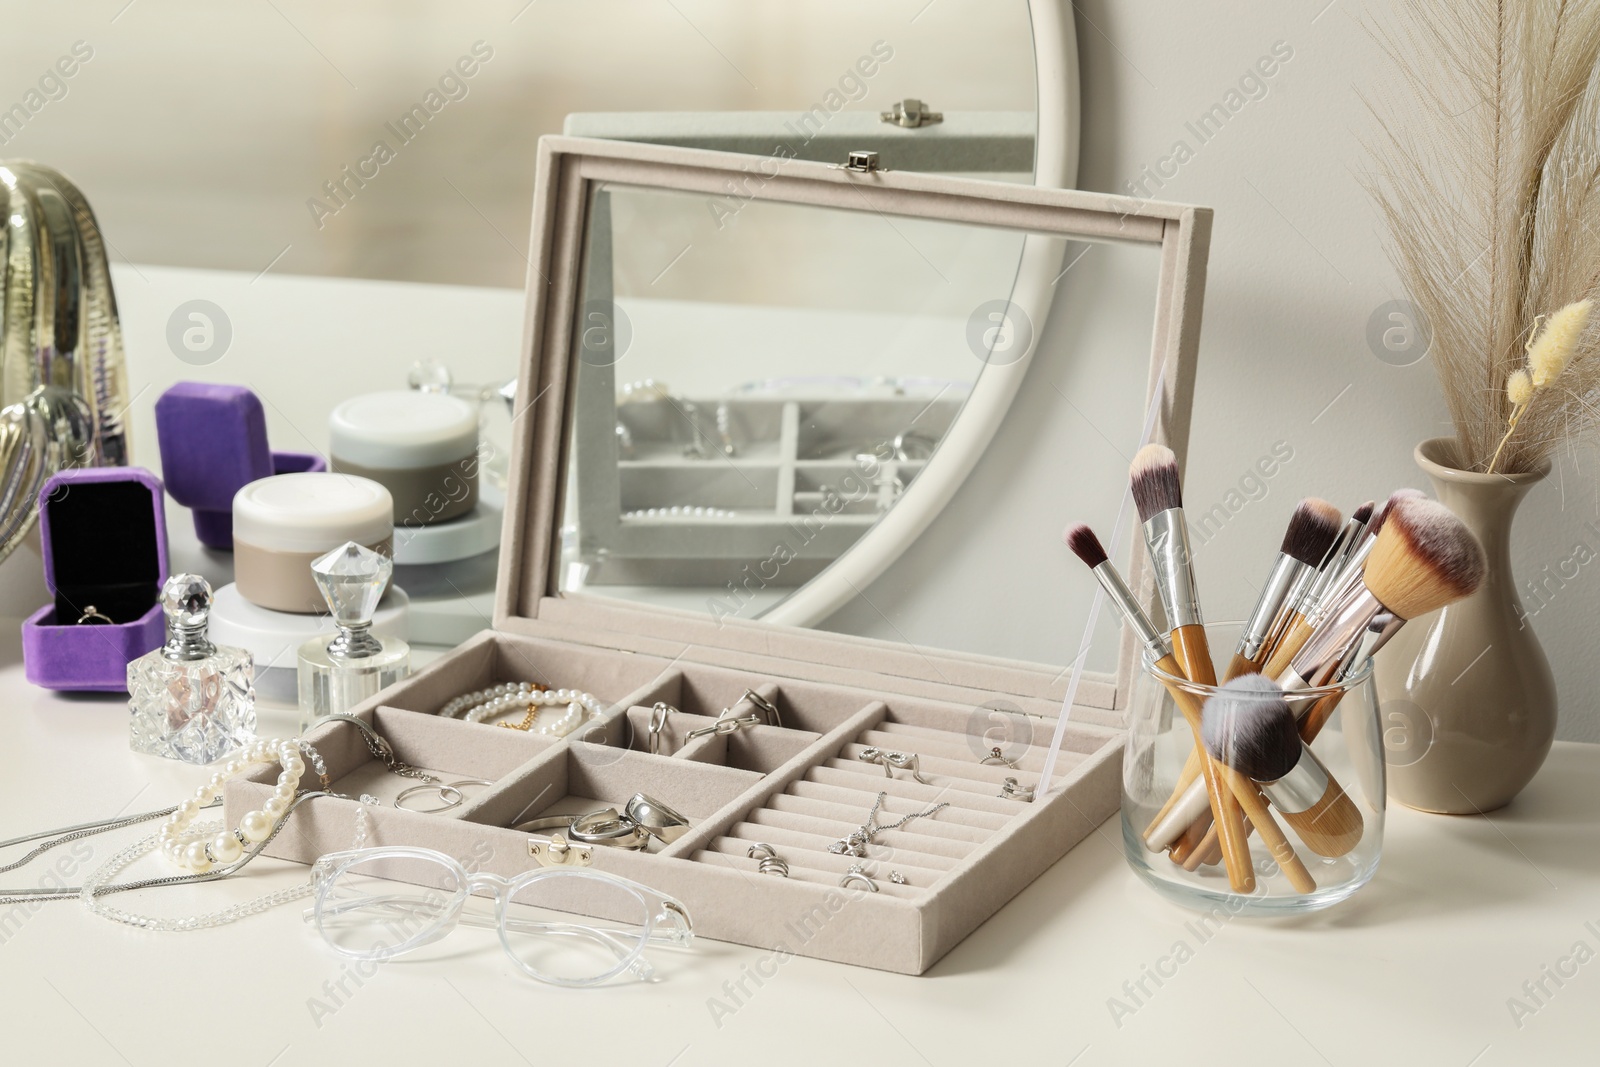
[{"x1": 827, "y1": 791, "x2": 948, "y2": 858}]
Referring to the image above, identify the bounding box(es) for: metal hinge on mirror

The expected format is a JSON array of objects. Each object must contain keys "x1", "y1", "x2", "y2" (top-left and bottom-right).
[{"x1": 880, "y1": 98, "x2": 943, "y2": 129}]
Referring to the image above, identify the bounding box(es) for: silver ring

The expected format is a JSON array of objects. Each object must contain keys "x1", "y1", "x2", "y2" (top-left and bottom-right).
[
  {"x1": 624, "y1": 793, "x2": 692, "y2": 844},
  {"x1": 999, "y1": 777, "x2": 1036, "y2": 802},
  {"x1": 76, "y1": 605, "x2": 113, "y2": 626},
  {"x1": 514, "y1": 815, "x2": 580, "y2": 834},
  {"x1": 980, "y1": 746, "x2": 1018, "y2": 768},
  {"x1": 858, "y1": 747, "x2": 928, "y2": 785},
  {"x1": 395, "y1": 783, "x2": 465, "y2": 813},
  {"x1": 569, "y1": 807, "x2": 651, "y2": 850},
  {"x1": 840, "y1": 863, "x2": 877, "y2": 892},
  {"x1": 648, "y1": 702, "x2": 677, "y2": 756},
  {"x1": 747, "y1": 842, "x2": 789, "y2": 877}
]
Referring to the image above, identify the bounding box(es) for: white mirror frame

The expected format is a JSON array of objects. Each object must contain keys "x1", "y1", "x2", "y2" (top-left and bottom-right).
[{"x1": 761, "y1": 0, "x2": 1079, "y2": 627}]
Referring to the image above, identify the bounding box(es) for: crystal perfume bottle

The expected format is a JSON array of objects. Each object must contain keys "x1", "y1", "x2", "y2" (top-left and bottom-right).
[
  {"x1": 128, "y1": 574, "x2": 257, "y2": 764},
  {"x1": 297, "y1": 541, "x2": 410, "y2": 728}
]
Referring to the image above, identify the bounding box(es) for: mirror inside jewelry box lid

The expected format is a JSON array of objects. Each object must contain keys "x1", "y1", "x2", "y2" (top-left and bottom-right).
[{"x1": 492, "y1": 135, "x2": 1210, "y2": 725}]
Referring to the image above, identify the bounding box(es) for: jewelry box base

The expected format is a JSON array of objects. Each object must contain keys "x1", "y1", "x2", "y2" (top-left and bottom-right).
[{"x1": 225, "y1": 629, "x2": 1121, "y2": 975}]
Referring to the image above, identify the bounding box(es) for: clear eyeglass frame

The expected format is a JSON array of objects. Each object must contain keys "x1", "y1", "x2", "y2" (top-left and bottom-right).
[{"x1": 307, "y1": 846, "x2": 693, "y2": 987}]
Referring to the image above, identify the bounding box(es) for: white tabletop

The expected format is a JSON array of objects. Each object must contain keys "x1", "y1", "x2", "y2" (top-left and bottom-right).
[{"x1": 0, "y1": 627, "x2": 1593, "y2": 1066}]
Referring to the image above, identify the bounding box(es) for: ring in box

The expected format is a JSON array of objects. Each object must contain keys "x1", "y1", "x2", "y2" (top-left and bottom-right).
[
  {"x1": 154, "y1": 382, "x2": 326, "y2": 551},
  {"x1": 22, "y1": 467, "x2": 167, "y2": 691},
  {"x1": 228, "y1": 137, "x2": 1212, "y2": 974}
]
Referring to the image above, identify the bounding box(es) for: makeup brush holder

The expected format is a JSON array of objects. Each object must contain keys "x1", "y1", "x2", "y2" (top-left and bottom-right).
[{"x1": 1121, "y1": 627, "x2": 1386, "y2": 915}]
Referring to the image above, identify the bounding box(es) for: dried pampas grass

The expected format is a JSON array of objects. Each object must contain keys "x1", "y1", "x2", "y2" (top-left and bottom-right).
[{"x1": 1365, "y1": 0, "x2": 1600, "y2": 474}]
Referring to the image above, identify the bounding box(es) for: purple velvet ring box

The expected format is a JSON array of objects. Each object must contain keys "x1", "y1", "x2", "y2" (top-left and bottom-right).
[
  {"x1": 155, "y1": 382, "x2": 326, "y2": 550},
  {"x1": 22, "y1": 467, "x2": 169, "y2": 692}
]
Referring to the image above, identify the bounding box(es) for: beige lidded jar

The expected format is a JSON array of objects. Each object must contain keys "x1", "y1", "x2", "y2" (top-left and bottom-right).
[
  {"x1": 329, "y1": 391, "x2": 479, "y2": 528},
  {"x1": 233, "y1": 473, "x2": 394, "y2": 613}
]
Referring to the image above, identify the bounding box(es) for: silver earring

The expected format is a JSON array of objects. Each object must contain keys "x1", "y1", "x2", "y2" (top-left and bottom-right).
[{"x1": 840, "y1": 863, "x2": 877, "y2": 892}]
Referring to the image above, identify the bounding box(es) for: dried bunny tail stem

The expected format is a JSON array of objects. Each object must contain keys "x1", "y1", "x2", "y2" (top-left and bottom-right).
[{"x1": 1488, "y1": 298, "x2": 1595, "y2": 473}]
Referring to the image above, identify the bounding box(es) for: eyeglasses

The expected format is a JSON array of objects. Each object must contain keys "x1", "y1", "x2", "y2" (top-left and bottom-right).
[{"x1": 307, "y1": 846, "x2": 693, "y2": 987}]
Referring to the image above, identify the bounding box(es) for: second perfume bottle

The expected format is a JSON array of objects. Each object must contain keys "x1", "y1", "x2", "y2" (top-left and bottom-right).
[{"x1": 297, "y1": 541, "x2": 410, "y2": 729}]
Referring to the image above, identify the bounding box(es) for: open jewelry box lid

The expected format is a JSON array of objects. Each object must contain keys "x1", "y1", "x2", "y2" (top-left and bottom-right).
[{"x1": 492, "y1": 136, "x2": 1210, "y2": 730}]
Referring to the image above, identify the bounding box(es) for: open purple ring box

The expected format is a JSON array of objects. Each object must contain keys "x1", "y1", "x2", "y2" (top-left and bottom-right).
[
  {"x1": 155, "y1": 381, "x2": 326, "y2": 550},
  {"x1": 22, "y1": 467, "x2": 169, "y2": 692}
]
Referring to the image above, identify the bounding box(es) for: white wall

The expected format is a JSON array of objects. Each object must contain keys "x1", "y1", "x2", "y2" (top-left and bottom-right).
[{"x1": 3, "y1": 1, "x2": 1596, "y2": 740}]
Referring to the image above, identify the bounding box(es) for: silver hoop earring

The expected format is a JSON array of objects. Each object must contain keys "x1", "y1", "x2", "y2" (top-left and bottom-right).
[
  {"x1": 840, "y1": 863, "x2": 877, "y2": 892},
  {"x1": 747, "y1": 842, "x2": 789, "y2": 878}
]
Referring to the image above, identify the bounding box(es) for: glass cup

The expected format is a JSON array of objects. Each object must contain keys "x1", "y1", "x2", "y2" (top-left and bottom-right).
[{"x1": 1120, "y1": 626, "x2": 1386, "y2": 914}]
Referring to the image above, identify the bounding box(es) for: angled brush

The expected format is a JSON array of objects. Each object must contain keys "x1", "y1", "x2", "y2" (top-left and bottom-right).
[{"x1": 1064, "y1": 524, "x2": 1254, "y2": 891}]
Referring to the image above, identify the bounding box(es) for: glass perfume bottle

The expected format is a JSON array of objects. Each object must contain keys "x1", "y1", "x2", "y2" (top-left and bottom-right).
[
  {"x1": 128, "y1": 574, "x2": 257, "y2": 764},
  {"x1": 297, "y1": 541, "x2": 410, "y2": 729}
]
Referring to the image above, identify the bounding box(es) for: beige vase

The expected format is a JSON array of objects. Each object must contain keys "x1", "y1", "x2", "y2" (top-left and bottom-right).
[{"x1": 1374, "y1": 437, "x2": 1557, "y2": 813}]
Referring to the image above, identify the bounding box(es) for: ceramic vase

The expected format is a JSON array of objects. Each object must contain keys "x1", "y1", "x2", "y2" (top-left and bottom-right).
[{"x1": 1375, "y1": 437, "x2": 1556, "y2": 813}]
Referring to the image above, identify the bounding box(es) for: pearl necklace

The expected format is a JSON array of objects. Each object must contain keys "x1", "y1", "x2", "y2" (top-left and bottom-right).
[
  {"x1": 439, "y1": 683, "x2": 604, "y2": 738},
  {"x1": 159, "y1": 738, "x2": 305, "y2": 873}
]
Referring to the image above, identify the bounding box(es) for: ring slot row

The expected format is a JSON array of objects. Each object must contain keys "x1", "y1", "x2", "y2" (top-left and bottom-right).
[{"x1": 691, "y1": 848, "x2": 926, "y2": 900}]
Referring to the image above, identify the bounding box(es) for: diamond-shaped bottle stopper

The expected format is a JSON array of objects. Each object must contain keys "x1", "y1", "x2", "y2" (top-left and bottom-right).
[
  {"x1": 311, "y1": 541, "x2": 392, "y2": 631},
  {"x1": 161, "y1": 573, "x2": 216, "y2": 661}
]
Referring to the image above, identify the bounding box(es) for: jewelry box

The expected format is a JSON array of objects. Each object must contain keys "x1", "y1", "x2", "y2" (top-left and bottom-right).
[
  {"x1": 227, "y1": 136, "x2": 1211, "y2": 974},
  {"x1": 22, "y1": 467, "x2": 168, "y2": 691}
]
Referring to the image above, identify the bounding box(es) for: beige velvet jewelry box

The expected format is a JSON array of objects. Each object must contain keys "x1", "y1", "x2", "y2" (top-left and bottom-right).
[{"x1": 225, "y1": 136, "x2": 1211, "y2": 975}]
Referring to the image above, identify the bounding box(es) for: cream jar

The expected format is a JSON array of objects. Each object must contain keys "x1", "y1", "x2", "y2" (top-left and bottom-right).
[
  {"x1": 233, "y1": 473, "x2": 394, "y2": 613},
  {"x1": 329, "y1": 391, "x2": 479, "y2": 527}
]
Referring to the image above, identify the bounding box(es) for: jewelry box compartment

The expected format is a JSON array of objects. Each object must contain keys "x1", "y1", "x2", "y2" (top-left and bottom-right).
[
  {"x1": 459, "y1": 742, "x2": 761, "y2": 849},
  {"x1": 359, "y1": 631, "x2": 672, "y2": 734},
  {"x1": 230, "y1": 706, "x2": 555, "y2": 814}
]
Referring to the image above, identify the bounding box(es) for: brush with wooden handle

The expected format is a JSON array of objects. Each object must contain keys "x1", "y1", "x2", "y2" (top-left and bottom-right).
[
  {"x1": 1185, "y1": 612, "x2": 1403, "y2": 870},
  {"x1": 1063, "y1": 524, "x2": 1254, "y2": 892},
  {"x1": 1126, "y1": 445, "x2": 1255, "y2": 874},
  {"x1": 1261, "y1": 492, "x2": 1416, "y2": 678},
  {"x1": 1204, "y1": 675, "x2": 1363, "y2": 858},
  {"x1": 1148, "y1": 498, "x2": 1345, "y2": 846},
  {"x1": 1151, "y1": 494, "x2": 1487, "y2": 855},
  {"x1": 1226, "y1": 498, "x2": 1344, "y2": 680},
  {"x1": 1165, "y1": 498, "x2": 1355, "y2": 858}
]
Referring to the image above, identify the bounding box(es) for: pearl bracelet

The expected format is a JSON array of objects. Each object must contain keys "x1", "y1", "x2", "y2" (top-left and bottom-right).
[
  {"x1": 159, "y1": 738, "x2": 305, "y2": 873},
  {"x1": 439, "y1": 683, "x2": 605, "y2": 739}
]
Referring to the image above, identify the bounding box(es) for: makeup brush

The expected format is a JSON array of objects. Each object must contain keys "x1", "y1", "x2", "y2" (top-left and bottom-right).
[
  {"x1": 1150, "y1": 498, "x2": 1342, "y2": 842},
  {"x1": 1280, "y1": 495, "x2": 1486, "y2": 692},
  {"x1": 1294, "y1": 490, "x2": 1425, "y2": 646},
  {"x1": 1129, "y1": 445, "x2": 1216, "y2": 685},
  {"x1": 1226, "y1": 498, "x2": 1342, "y2": 680},
  {"x1": 1182, "y1": 612, "x2": 1404, "y2": 870},
  {"x1": 1154, "y1": 495, "x2": 1486, "y2": 854},
  {"x1": 1064, "y1": 524, "x2": 1254, "y2": 891},
  {"x1": 1261, "y1": 490, "x2": 1429, "y2": 680},
  {"x1": 1202, "y1": 675, "x2": 1364, "y2": 858}
]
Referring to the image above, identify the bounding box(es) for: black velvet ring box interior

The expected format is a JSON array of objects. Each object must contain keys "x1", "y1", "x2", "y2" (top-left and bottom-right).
[{"x1": 22, "y1": 467, "x2": 169, "y2": 692}]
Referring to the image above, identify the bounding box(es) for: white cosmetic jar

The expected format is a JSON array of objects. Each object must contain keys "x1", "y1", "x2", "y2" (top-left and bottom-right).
[
  {"x1": 329, "y1": 391, "x2": 479, "y2": 527},
  {"x1": 233, "y1": 473, "x2": 394, "y2": 613}
]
